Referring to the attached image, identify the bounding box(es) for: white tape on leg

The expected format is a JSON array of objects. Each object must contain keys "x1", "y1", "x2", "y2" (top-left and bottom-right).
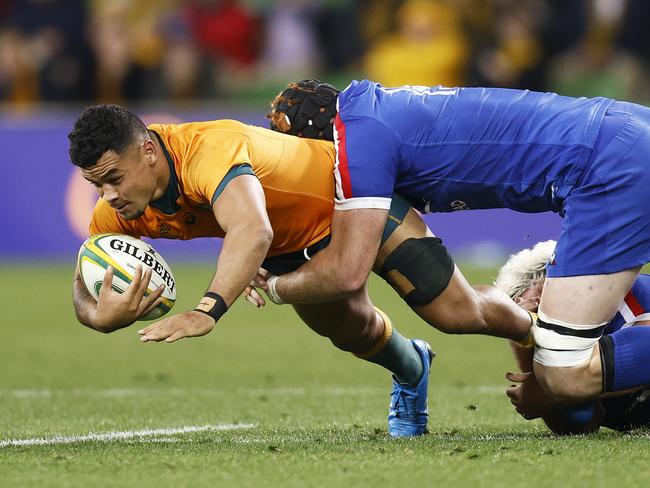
[
  {"x1": 533, "y1": 346, "x2": 594, "y2": 367},
  {"x1": 532, "y1": 310, "x2": 607, "y2": 367}
]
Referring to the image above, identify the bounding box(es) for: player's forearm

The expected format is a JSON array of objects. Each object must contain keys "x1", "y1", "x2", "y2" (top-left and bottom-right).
[
  {"x1": 205, "y1": 223, "x2": 273, "y2": 307},
  {"x1": 509, "y1": 340, "x2": 535, "y2": 372},
  {"x1": 274, "y1": 247, "x2": 369, "y2": 304},
  {"x1": 73, "y1": 274, "x2": 96, "y2": 327},
  {"x1": 273, "y1": 207, "x2": 385, "y2": 304},
  {"x1": 72, "y1": 275, "x2": 112, "y2": 332}
]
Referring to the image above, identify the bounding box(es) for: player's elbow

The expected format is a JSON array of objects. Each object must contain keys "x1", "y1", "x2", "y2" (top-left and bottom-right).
[
  {"x1": 92, "y1": 323, "x2": 122, "y2": 334},
  {"x1": 251, "y1": 222, "x2": 274, "y2": 251},
  {"x1": 92, "y1": 325, "x2": 114, "y2": 334},
  {"x1": 74, "y1": 309, "x2": 122, "y2": 334},
  {"x1": 246, "y1": 215, "x2": 273, "y2": 241},
  {"x1": 334, "y1": 266, "x2": 368, "y2": 295},
  {"x1": 345, "y1": 274, "x2": 368, "y2": 294},
  {"x1": 260, "y1": 224, "x2": 274, "y2": 247},
  {"x1": 77, "y1": 317, "x2": 118, "y2": 334}
]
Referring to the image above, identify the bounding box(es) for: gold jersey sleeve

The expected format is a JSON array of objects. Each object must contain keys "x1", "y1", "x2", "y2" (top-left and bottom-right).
[{"x1": 149, "y1": 121, "x2": 253, "y2": 205}]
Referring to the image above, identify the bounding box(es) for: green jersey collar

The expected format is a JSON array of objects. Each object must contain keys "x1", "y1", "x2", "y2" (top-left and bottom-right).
[{"x1": 149, "y1": 130, "x2": 181, "y2": 215}]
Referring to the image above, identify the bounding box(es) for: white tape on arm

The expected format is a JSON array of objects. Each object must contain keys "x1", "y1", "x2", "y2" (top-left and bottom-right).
[{"x1": 266, "y1": 276, "x2": 285, "y2": 305}]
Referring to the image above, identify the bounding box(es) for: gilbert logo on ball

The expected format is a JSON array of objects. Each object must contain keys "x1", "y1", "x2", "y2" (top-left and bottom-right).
[{"x1": 78, "y1": 234, "x2": 176, "y2": 320}]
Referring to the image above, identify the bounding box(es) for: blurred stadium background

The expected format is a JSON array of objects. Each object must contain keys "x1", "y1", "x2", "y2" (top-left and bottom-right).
[
  {"x1": 3, "y1": 2, "x2": 650, "y2": 485},
  {"x1": 7, "y1": 0, "x2": 650, "y2": 263}
]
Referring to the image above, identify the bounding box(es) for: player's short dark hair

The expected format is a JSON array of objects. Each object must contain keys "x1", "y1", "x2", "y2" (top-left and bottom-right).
[{"x1": 68, "y1": 104, "x2": 148, "y2": 168}]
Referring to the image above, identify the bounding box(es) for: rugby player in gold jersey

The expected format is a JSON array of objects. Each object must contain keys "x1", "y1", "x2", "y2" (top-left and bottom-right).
[{"x1": 68, "y1": 104, "x2": 531, "y2": 437}]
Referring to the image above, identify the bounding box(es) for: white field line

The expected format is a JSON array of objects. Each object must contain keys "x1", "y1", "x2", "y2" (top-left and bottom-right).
[
  {"x1": 0, "y1": 423, "x2": 256, "y2": 448},
  {"x1": 0, "y1": 385, "x2": 505, "y2": 399}
]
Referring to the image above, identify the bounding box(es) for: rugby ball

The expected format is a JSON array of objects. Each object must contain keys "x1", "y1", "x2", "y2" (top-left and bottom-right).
[{"x1": 78, "y1": 233, "x2": 176, "y2": 320}]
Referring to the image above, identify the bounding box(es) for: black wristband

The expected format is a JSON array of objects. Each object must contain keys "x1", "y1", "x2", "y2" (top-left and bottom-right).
[{"x1": 194, "y1": 292, "x2": 228, "y2": 323}]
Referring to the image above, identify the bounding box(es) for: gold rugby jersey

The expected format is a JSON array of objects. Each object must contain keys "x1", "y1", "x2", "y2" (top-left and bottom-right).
[{"x1": 90, "y1": 120, "x2": 336, "y2": 257}]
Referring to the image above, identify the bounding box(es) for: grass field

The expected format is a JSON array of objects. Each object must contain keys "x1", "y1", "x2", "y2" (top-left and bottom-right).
[{"x1": 1, "y1": 263, "x2": 649, "y2": 487}]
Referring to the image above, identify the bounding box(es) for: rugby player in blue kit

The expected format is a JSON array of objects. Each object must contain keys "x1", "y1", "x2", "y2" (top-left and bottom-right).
[
  {"x1": 259, "y1": 79, "x2": 650, "y2": 406},
  {"x1": 496, "y1": 241, "x2": 650, "y2": 435}
]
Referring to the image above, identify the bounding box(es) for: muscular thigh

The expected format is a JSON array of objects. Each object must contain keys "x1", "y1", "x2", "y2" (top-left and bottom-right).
[
  {"x1": 534, "y1": 270, "x2": 640, "y2": 397},
  {"x1": 541, "y1": 269, "x2": 640, "y2": 324}
]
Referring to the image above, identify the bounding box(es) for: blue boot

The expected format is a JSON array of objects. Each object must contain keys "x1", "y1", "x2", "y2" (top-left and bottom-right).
[{"x1": 388, "y1": 339, "x2": 434, "y2": 438}]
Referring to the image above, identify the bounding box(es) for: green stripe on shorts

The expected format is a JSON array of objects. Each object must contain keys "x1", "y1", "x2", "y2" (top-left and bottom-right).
[{"x1": 381, "y1": 194, "x2": 411, "y2": 245}]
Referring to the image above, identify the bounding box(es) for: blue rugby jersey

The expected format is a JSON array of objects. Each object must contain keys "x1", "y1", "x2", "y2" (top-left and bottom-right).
[
  {"x1": 333, "y1": 80, "x2": 613, "y2": 213},
  {"x1": 606, "y1": 274, "x2": 650, "y2": 334}
]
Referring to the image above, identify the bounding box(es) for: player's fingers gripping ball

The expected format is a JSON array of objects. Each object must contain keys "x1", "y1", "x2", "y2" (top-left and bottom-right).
[
  {"x1": 78, "y1": 233, "x2": 176, "y2": 320},
  {"x1": 267, "y1": 79, "x2": 339, "y2": 141}
]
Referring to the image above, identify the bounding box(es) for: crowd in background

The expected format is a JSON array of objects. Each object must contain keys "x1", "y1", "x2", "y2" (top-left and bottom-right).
[{"x1": 2, "y1": 0, "x2": 650, "y2": 108}]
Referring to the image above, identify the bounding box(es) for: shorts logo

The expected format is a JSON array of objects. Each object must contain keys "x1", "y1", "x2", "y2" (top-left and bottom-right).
[
  {"x1": 451, "y1": 200, "x2": 470, "y2": 211},
  {"x1": 548, "y1": 252, "x2": 556, "y2": 266}
]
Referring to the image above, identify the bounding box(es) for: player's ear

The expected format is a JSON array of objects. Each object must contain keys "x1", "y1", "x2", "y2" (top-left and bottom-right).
[{"x1": 142, "y1": 139, "x2": 156, "y2": 166}]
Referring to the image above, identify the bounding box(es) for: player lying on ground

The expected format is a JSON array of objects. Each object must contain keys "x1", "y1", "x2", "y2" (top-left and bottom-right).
[
  {"x1": 261, "y1": 79, "x2": 650, "y2": 403},
  {"x1": 496, "y1": 241, "x2": 650, "y2": 435},
  {"x1": 68, "y1": 105, "x2": 531, "y2": 437}
]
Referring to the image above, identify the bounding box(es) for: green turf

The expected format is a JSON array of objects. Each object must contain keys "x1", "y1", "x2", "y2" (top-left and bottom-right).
[{"x1": 1, "y1": 263, "x2": 648, "y2": 487}]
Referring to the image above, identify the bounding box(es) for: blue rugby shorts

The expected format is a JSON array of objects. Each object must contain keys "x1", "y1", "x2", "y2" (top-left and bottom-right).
[{"x1": 548, "y1": 101, "x2": 650, "y2": 277}]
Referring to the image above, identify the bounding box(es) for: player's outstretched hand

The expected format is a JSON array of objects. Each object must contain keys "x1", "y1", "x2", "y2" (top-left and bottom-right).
[
  {"x1": 506, "y1": 370, "x2": 559, "y2": 420},
  {"x1": 94, "y1": 265, "x2": 164, "y2": 329},
  {"x1": 137, "y1": 311, "x2": 215, "y2": 343}
]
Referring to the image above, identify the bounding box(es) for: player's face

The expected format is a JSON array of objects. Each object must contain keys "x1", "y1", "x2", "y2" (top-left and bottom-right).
[
  {"x1": 81, "y1": 141, "x2": 157, "y2": 220},
  {"x1": 515, "y1": 278, "x2": 545, "y2": 312}
]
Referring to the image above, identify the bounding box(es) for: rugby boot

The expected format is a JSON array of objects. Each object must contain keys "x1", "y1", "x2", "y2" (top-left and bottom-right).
[{"x1": 388, "y1": 339, "x2": 434, "y2": 438}]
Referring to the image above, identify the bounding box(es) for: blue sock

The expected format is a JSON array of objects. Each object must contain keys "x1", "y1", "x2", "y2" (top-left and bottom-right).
[{"x1": 602, "y1": 327, "x2": 650, "y2": 391}]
